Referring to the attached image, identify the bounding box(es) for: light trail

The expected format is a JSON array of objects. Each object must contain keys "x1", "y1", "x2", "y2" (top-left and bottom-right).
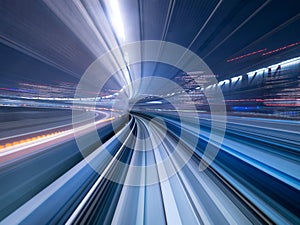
[
  {"x1": 223, "y1": 13, "x2": 300, "y2": 62},
  {"x1": 262, "y1": 41, "x2": 300, "y2": 56},
  {"x1": 226, "y1": 48, "x2": 267, "y2": 62},
  {"x1": 0, "y1": 114, "x2": 115, "y2": 159},
  {"x1": 203, "y1": 0, "x2": 272, "y2": 59},
  {"x1": 0, "y1": 132, "x2": 63, "y2": 151}
]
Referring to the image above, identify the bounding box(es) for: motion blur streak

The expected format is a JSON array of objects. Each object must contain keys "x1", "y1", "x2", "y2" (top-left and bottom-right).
[{"x1": 0, "y1": 1, "x2": 300, "y2": 225}]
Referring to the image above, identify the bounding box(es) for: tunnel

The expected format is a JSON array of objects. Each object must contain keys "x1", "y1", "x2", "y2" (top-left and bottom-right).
[{"x1": 0, "y1": 1, "x2": 300, "y2": 224}]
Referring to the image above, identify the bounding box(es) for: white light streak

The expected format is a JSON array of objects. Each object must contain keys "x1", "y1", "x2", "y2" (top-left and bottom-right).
[
  {"x1": 147, "y1": 101, "x2": 163, "y2": 104},
  {"x1": 104, "y1": 0, "x2": 125, "y2": 42}
]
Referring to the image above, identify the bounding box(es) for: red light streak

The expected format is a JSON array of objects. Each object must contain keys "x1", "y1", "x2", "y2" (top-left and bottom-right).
[
  {"x1": 226, "y1": 49, "x2": 267, "y2": 62},
  {"x1": 262, "y1": 41, "x2": 300, "y2": 56},
  {"x1": 226, "y1": 41, "x2": 300, "y2": 62}
]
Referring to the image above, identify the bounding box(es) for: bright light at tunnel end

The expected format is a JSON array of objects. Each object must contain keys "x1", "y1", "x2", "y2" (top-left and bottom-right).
[{"x1": 72, "y1": 40, "x2": 227, "y2": 186}]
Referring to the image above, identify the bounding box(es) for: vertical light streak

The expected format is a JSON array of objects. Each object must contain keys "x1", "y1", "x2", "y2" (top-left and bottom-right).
[{"x1": 104, "y1": 0, "x2": 125, "y2": 43}]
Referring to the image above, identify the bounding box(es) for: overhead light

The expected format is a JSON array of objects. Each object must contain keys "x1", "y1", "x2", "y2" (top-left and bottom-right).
[
  {"x1": 104, "y1": 0, "x2": 125, "y2": 42},
  {"x1": 147, "y1": 101, "x2": 162, "y2": 104}
]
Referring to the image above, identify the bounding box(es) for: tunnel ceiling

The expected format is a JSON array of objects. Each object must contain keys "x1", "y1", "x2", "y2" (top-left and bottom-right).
[{"x1": 0, "y1": 0, "x2": 300, "y2": 86}]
